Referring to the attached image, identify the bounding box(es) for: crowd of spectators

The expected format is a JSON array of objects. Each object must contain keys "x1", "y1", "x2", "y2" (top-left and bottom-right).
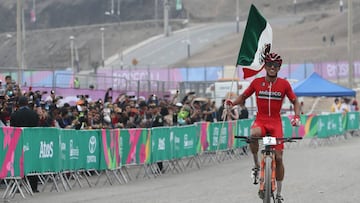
[
  {"x1": 0, "y1": 76, "x2": 249, "y2": 130},
  {"x1": 331, "y1": 97, "x2": 359, "y2": 113}
]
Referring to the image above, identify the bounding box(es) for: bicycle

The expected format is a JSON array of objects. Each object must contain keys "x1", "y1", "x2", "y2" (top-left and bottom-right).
[{"x1": 235, "y1": 134, "x2": 302, "y2": 203}]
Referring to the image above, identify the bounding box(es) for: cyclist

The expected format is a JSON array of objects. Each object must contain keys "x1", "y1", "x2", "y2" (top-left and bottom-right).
[{"x1": 227, "y1": 52, "x2": 300, "y2": 202}]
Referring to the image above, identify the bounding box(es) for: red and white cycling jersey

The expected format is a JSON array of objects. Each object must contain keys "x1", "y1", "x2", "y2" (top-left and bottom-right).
[
  {"x1": 243, "y1": 77, "x2": 297, "y2": 150},
  {"x1": 243, "y1": 77, "x2": 297, "y2": 120}
]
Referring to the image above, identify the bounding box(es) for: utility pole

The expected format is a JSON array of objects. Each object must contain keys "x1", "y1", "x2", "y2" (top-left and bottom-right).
[
  {"x1": 117, "y1": 0, "x2": 121, "y2": 16},
  {"x1": 111, "y1": 0, "x2": 114, "y2": 15},
  {"x1": 100, "y1": 27, "x2": 105, "y2": 67},
  {"x1": 70, "y1": 36, "x2": 75, "y2": 69},
  {"x1": 164, "y1": 0, "x2": 169, "y2": 37},
  {"x1": 347, "y1": 0, "x2": 353, "y2": 88},
  {"x1": 236, "y1": 0, "x2": 239, "y2": 33},
  {"x1": 16, "y1": 0, "x2": 23, "y2": 84},
  {"x1": 155, "y1": 0, "x2": 158, "y2": 28}
]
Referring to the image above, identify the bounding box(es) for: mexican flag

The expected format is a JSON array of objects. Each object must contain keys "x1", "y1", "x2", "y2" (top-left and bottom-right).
[{"x1": 236, "y1": 4, "x2": 272, "y2": 79}]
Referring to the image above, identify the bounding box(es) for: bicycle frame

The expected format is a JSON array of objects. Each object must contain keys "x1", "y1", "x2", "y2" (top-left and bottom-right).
[
  {"x1": 234, "y1": 135, "x2": 302, "y2": 203},
  {"x1": 259, "y1": 140, "x2": 277, "y2": 203}
]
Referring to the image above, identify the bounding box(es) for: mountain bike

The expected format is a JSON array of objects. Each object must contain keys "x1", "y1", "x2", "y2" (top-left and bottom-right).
[{"x1": 235, "y1": 135, "x2": 302, "y2": 203}]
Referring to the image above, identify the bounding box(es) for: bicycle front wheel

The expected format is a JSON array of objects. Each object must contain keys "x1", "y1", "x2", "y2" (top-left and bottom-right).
[{"x1": 263, "y1": 156, "x2": 272, "y2": 203}]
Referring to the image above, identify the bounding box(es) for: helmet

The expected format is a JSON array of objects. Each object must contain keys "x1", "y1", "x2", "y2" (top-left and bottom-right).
[{"x1": 264, "y1": 52, "x2": 282, "y2": 66}]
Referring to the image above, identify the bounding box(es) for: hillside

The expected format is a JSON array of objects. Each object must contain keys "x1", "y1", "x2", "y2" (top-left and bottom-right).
[{"x1": 0, "y1": 0, "x2": 359, "y2": 70}]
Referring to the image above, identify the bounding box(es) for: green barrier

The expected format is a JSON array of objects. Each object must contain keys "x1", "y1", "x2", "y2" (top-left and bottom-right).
[
  {"x1": 151, "y1": 127, "x2": 172, "y2": 162},
  {"x1": 60, "y1": 129, "x2": 81, "y2": 170},
  {"x1": 76, "y1": 130, "x2": 101, "y2": 170},
  {"x1": 235, "y1": 119, "x2": 253, "y2": 148},
  {"x1": 23, "y1": 127, "x2": 60, "y2": 174},
  {"x1": 0, "y1": 127, "x2": 24, "y2": 178},
  {"x1": 208, "y1": 122, "x2": 229, "y2": 151},
  {"x1": 197, "y1": 122, "x2": 210, "y2": 152},
  {"x1": 170, "y1": 125, "x2": 198, "y2": 159},
  {"x1": 100, "y1": 129, "x2": 121, "y2": 170},
  {"x1": 316, "y1": 113, "x2": 342, "y2": 138},
  {"x1": 345, "y1": 112, "x2": 360, "y2": 130},
  {"x1": 1, "y1": 112, "x2": 359, "y2": 178},
  {"x1": 282, "y1": 116, "x2": 293, "y2": 138},
  {"x1": 121, "y1": 128, "x2": 150, "y2": 165}
]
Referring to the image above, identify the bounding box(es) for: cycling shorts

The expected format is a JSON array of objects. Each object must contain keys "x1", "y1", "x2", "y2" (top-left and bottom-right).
[{"x1": 251, "y1": 118, "x2": 284, "y2": 150}]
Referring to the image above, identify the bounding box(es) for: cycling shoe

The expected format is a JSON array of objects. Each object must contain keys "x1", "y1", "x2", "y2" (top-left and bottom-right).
[
  {"x1": 251, "y1": 167, "x2": 260, "y2": 185},
  {"x1": 275, "y1": 194, "x2": 284, "y2": 203},
  {"x1": 258, "y1": 190, "x2": 265, "y2": 199}
]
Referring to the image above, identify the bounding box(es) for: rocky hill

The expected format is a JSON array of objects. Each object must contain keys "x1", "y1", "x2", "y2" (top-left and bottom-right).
[{"x1": 0, "y1": 0, "x2": 359, "y2": 70}]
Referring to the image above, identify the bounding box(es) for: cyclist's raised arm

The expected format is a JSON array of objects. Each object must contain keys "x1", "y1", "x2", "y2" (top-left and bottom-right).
[{"x1": 290, "y1": 97, "x2": 300, "y2": 116}]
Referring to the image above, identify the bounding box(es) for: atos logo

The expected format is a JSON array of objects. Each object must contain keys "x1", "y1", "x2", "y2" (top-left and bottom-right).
[{"x1": 88, "y1": 136, "x2": 96, "y2": 154}]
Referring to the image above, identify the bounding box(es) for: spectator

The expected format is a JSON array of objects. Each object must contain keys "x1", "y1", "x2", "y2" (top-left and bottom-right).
[
  {"x1": 217, "y1": 99, "x2": 226, "y2": 121},
  {"x1": 10, "y1": 96, "x2": 40, "y2": 193},
  {"x1": 73, "y1": 77, "x2": 80, "y2": 89},
  {"x1": 351, "y1": 98, "x2": 359, "y2": 111},
  {"x1": 238, "y1": 105, "x2": 249, "y2": 119},
  {"x1": 149, "y1": 103, "x2": 165, "y2": 172},
  {"x1": 188, "y1": 101, "x2": 203, "y2": 124},
  {"x1": 331, "y1": 98, "x2": 341, "y2": 113},
  {"x1": 177, "y1": 104, "x2": 191, "y2": 125},
  {"x1": 340, "y1": 97, "x2": 351, "y2": 113},
  {"x1": 223, "y1": 105, "x2": 239, "y2": 121},
  {"x1": 202, "y1": 99, "x2": 215, "y2": 122},
  {"x1": 172, "y1": 102, "x2": 183, "y2": 125}
]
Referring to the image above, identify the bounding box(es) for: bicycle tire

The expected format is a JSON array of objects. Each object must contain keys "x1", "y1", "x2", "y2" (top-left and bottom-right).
[{"x1": 263, "y1": 156, "x2": 272, "y2": 203}]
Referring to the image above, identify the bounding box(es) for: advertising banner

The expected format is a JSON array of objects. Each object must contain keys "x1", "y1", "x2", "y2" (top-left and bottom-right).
[
  {"x1": 171, "y1": 125, "x2": 197, "y2": 159},
  {"x1": 151, "y1": 127, "x2": 172, "y2": 162},
  {"x1": 23, "y1": 127, "x2": 60, "y2": 174},
  {"x1": 100, "y1": 129, "x2": 121, "y2": 170},
  {"x1": 121, "y1": 128, "x2": 150, "y2": 165},
  {"x1": 316, "y1": 113, "x2": 342, "y2": 138},
  {"x1": 197, "y1": 122, "x2": 210, "y2": 152},
  {"x1": 59, "y1": 129, "x2": 81, "y2": 171},
  {"x1": 344, "y1": 112, "x2": 359, "y2": 130},
  {"x1": 235, "y1": 119, "x2": 252, "y2": 148},
  {"x1": 77, "y1": 130, "x2": 101, "y2": 170},
  {"x1": 208, "y1": 122, "x2": 229, "y2": 151},
  {"x1": 0, "y1": 127, "x2": 24, "y2": 178}
]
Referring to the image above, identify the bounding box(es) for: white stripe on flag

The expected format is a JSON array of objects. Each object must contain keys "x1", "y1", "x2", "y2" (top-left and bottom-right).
[{"x1": 236, "y1": 4, "x2": 272, "y2": 79}]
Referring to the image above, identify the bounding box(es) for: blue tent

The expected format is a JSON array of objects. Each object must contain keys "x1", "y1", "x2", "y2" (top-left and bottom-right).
[{"x1": 292, "y1": 72, "x2": 356, "y2": 97}]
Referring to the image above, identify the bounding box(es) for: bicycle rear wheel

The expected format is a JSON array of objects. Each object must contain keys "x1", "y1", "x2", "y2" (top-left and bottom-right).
[{"x1": 263, "y1": 156, "x2": 272, "y2": 203}]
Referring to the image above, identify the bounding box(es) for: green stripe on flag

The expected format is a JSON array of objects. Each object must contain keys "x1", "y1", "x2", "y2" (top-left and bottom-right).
[{"x1": 236, "y1": 4, "x2": 269, "y2": 66}]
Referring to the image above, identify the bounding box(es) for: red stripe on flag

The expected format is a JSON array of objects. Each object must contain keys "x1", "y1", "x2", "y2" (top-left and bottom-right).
[{"x1": 242, "y1": 65, "x2": 264, "y2": 79}]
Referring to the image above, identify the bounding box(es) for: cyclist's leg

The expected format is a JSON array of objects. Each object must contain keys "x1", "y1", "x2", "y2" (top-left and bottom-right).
[
  {"x1": 250, "y1": 121, "x2": 265, "y2": 168},
  {"x1": 274, "y1": 150, "x2": 284, "y2": 197},
  {"x1": 271, "y1": 119, "x2": 285, "y2": 200},
  {"x1": 250, "y1": 121, "x2": 265, "y2": 186}
]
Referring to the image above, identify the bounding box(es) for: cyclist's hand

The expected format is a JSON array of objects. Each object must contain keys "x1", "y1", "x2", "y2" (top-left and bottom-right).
[
  {"x1": 225, "y1": 99, "x2": 234, "y2": 107},
  {"x1": 290, "y1": 115, "x2": 301, "y2": 126}
]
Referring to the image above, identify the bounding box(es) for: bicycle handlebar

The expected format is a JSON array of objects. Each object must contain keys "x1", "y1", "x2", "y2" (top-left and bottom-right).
[{"x1": 234, "y1": 135, "x2": 303, "y2": 143}]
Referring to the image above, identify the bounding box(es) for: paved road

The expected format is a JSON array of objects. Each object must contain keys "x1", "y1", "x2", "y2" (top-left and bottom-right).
[
  {"x1": 105, "y1": 15, "x2": 304, "y2": 68},
  {"x1": 8, "y1": 134, "x2": 359, "y2": 203}
]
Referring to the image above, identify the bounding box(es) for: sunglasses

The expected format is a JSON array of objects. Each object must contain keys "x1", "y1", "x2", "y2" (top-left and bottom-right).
[{"x1": 265, "y1": 62, "x2": 281, "y2": 68}]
